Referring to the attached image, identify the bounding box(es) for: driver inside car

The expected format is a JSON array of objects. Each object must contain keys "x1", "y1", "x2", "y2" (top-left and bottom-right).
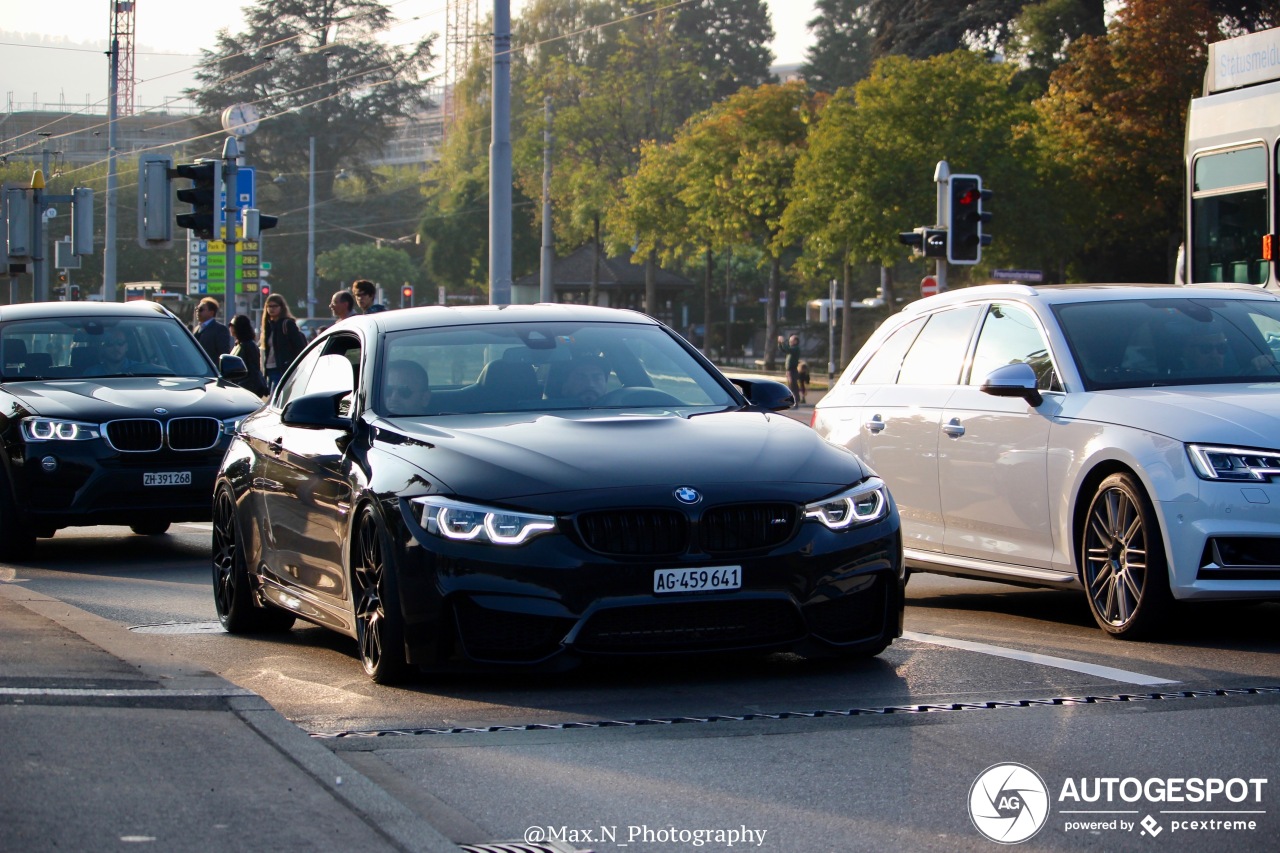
[{"x1": 550, "y1": 358, "x2": 609, "y2": 405}]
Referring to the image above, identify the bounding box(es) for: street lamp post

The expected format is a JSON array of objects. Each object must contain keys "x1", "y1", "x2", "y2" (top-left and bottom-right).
[{"x1": 308, "y1": 136, "x2": 316, "y2": 319}]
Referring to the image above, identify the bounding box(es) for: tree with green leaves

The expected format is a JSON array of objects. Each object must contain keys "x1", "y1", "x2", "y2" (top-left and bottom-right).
[
  {"x1": 802, "y1": 0, "x2": 876, "y2": 93},
  {"x1": 1037, "y1": 0, "x2": 1222, "y2": 281},
  {"x1": 667, "y1": 0, "x2": 776, "y2": 101},
  {"x1": 671, "y1": 82, "x2": 819, "y2": 367},
  {"x1": 315, "y1": 242, "x2": 420, "y2": 292},
  {"x1": 190, "y1": 0, "x2": 435, "y2": 199}
]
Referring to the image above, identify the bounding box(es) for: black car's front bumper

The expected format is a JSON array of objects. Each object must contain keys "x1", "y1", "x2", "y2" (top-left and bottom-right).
[
  {"x1": 9, "y1": 438, "x2": 232, "y2": 529},
  {"x1": 389, "y1": 499, "x2": 904, "y2": 669}
]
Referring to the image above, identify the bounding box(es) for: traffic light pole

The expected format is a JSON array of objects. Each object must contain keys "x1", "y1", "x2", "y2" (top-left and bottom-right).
[
  {"x1": 933, "y1": 160, "x2": 949, "y2": 293},
  {"x1": 222, "y1": 138, "x2": 239, "y2": 315}
]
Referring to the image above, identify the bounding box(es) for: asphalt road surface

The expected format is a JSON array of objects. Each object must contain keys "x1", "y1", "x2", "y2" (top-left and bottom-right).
[{"x1": 5, "y1": 524, "x2": 1278, "y2": 851}]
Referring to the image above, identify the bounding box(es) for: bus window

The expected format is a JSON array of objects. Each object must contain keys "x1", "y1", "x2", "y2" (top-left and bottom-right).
[{"x1": 1190, "y1": 146, "x2": 1268, "y2": 285}]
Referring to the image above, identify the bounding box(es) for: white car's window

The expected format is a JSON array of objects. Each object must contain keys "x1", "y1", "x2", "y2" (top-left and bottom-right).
[
  {"x1": 968, "y1": 303, "x2": 1061, "y2": 391},
  {"x1": 897, "y1": 306, "x2": 981, "y2": 385},
  {"x1": 1055, "y1": 297, "x2": 1280, "y2": 389},
  {"x1": 853, "y1": 317, "x2": 925, "y2": 386}
]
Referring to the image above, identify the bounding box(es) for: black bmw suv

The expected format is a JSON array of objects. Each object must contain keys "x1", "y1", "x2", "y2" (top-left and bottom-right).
[{"x1": 0, "y1": 300, "x2": 263, "y2": 558}]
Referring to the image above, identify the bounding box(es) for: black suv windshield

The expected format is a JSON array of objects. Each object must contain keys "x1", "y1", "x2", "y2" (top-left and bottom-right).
[{"x1": 0, "y1": 316, "x2": 214, "y2": 381}]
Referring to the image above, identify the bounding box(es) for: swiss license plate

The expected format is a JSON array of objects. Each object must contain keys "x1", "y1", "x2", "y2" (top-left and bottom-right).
[
  {"x1": 143, "y1": 471, "x2": 191, "y2": 487},
  {"x1": 653, "y1": 566, "x2": 741, "y2": 594}
]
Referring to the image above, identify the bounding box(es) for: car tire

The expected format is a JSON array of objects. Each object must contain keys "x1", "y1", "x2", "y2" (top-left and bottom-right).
[
  {"x1": 1080, "y1": 472, "x2": 1172, "y2": 639},
  {"x1": 352, "y1": 505, "x2": 410, "y2": 685},
  {"x1": 0, "y1": 468, "x2": 35, "y2": 561},
  {"x1": 211, "y1": 486, "x2": 295, "y2": 634},
  {"x1": 130, "y1": 521, "x2": 171, "y2": 536}
]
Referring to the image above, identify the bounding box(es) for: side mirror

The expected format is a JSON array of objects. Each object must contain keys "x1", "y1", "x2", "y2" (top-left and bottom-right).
[
  {"x1": 218, "y1": 353, "x2": 248, "y2": 381},
  {"x1": 980, "y1": 362, "x2": 1043, "y2": 407},
  {"x1": 281, "y1": 389, "x2": 353, "y2": 430},
  {"x1": 731, "y1": 377, "x2": 795, "y2": 411}
]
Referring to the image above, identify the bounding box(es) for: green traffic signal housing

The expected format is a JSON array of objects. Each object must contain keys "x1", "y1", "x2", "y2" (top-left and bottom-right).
[{"x1": 946, "y1": 174, "x2": 992, "y2": 265}]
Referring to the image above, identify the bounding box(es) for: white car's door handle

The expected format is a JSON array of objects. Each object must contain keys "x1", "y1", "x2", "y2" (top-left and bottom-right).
[
  {"x1": 942, "y1": 417, "x2": 965, "y2": 437},
  {"x1": 865, "y1": 414, "x2": 886, "y2": 433}
]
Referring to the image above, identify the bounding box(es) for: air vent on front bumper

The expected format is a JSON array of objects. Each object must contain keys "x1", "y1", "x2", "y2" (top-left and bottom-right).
[{"x1": 1198, "y1": 537, "x2": 1280, "y2": 580}]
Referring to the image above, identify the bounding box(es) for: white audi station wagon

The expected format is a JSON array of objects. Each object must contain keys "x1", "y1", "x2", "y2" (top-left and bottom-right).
[{"x1": 812, "y1": 283, "x2": 1280, "y2": 638}]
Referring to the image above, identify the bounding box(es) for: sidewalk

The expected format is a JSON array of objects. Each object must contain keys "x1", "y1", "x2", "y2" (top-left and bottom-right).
[{"x1": 0, "y1": 583, "x2": 458, "y2": 852}]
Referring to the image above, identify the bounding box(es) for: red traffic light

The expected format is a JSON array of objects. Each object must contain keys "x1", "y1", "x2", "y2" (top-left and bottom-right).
[
  {"x1": 260, "y1": 284, "x2": 271, "y2": 296},
  {"x1": 957, "y1": 188, "x2": 981, "y2": 205},
  {"x1": 401, "y1": 285, "x2": 413, "y2": 298}
]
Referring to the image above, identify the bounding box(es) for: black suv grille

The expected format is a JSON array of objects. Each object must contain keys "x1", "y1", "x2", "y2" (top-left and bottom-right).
[
  {"x1": 168, "y1": 417, "x2": 221, "y2": 451},
  {"x1": 104, "y1": 419, "x2": 162, "y2": 452},
  {"x1": 104, "y1": 417, "x2": 221, "y2": 452}
]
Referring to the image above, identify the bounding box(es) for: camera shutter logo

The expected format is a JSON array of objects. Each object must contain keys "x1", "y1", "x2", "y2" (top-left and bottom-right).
[{"x1": 969, "y1": 763, "x2": 1050, "y2": 844}]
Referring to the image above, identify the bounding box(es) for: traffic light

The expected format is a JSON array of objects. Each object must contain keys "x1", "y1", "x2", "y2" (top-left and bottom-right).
[
  {"x1": 68, "y1": 284, "x2": 80, "y2": 301},
  {"x1": 946, "y1": 174, "x2": 992, "y2": 265},
  {"x1": 174, "y1": 160, "x2": 223, "y2": 240},
  {"x1": 137, "y1": 154, "x2": 173, "y2": 248},
  {"x1": 401, "y1": 283, "x2": 414, "y2": 307},
  {"x1": 243, "y1": 209, "x2": 279, "y2": 240},
  {"x1": 898, "y1": 227, "x2": 947, "y2": 258},
  {"x1": 260, "y1": 284, "x2": 271, "y2": 298}
]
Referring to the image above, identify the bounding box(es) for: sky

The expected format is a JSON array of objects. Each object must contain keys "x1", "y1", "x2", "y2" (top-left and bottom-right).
[{"x1": 1, "y1": 0, "x2": 815, "y2": 110}]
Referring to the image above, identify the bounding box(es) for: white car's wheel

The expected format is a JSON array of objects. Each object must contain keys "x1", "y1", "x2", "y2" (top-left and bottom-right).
[{"x1": 1080, "y1": 472, "x2": 1172, "y2": 638}]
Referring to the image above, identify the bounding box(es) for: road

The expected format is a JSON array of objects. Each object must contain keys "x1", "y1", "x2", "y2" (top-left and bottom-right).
[{"x1": 4, "y1": 524, "x2": 1278, "y2": 850}]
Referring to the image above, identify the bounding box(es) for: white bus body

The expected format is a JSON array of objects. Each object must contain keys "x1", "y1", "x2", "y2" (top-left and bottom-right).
[{"x1": 1185, "y1": 27, "x2": 1280, "y2": 291}]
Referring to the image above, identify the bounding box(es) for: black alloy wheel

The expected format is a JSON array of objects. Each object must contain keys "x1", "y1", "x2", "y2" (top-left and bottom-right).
[
  {"x1": 352, "y1": 505, "x2": 409, "y2": 684},
  {"x1": 211, "y1": 486, "x2": 294, "y2": 634},
  {"x1": 1081, "y1": 472, "x2": 1172, "y2": 639}
]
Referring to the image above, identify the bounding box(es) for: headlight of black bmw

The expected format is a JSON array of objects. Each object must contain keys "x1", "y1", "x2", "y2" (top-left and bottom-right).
[
  {"x1": 20, "y1": 417, "x2": 101, "y2": 442},
  {"x1": 804, "y1": 478, "x2": 889, "y2": 530},
  {"x1": 411, "y1": 496, "x2": 557, "y2": 546}
]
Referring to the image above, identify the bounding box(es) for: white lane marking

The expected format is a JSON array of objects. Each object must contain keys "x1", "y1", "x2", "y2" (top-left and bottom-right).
[
  {"x1": 0, "y1": 687, "x2": 255, "y2": 697},
  {"x1": 901, "y1": 630, "x2": 1180, "y2": 686}
]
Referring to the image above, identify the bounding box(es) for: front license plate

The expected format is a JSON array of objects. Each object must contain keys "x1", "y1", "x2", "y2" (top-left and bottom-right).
[
  {"x1": 143, "y1": 471, "x2": 192, "y2": 487},
  {"x1": 654, "y1": 566, "x2": 741, "y2": 594}
]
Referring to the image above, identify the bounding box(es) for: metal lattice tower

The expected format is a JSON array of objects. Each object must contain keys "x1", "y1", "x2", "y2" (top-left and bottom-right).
[
  {"x1": 111, "y1": 0, "x2": 137, "y2": 116},
  {"x1": 444, "y1": 0, "x2": 480, "y2": 129}
]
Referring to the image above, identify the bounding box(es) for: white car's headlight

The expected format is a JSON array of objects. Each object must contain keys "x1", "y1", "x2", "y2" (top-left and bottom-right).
[
  {"x1": 21, "y1": 417, "x2": 101, "y2": 442},
  {"x1": 1188, "y1": 444, "x2": 1280, "y2": 481},
  {"x1": 412, "y1": 497, "x2": 557, "y2": 546},
  {"x1": 804, "y1": 478, "x2": 889, "y2": 529}
]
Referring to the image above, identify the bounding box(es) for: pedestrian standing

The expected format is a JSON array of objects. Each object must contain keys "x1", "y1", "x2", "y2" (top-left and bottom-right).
[
  {"x1": 796, "y1": 360, "x2": 810, "y2": 405},
  {"x1": 778, "y1": 333, "x2": 802, "y2": 403},
  {"x1": 352, "y1": 279, "x2": 387, "y2": 314},
  {"x1": 229, "y1": 314, "x2": 269, "y2": 397},
  {"x1": 259, "y1": 293, "x2": 308, "y2": 389},
  {"x1": 193, "y1": 297, "x2": 233, "y2": 361},
  {"x1": 330, "y1": 290, "x2": 358, "y2": 322}
]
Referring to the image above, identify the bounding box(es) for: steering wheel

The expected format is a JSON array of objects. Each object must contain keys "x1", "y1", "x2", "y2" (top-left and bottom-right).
[{"x1": 594, "y1": 387, "x2": 683, "y2": 407}]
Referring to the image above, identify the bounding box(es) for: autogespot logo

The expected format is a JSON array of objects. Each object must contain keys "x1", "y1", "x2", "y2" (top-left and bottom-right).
[{"x1": 969, "y1": 763, "x2": 1051, "y2": 844}]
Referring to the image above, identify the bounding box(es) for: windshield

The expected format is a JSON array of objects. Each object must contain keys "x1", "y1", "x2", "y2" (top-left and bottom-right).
[
  {"x1": 379, "y1": 320, "x2": 738, "y2": 416},
  {"x1": 0, "y1": 316, "x2": 214, "y2": 381},
  {"x1": 1053, "y1": 297, "x2": 1280, "y2": 390}
]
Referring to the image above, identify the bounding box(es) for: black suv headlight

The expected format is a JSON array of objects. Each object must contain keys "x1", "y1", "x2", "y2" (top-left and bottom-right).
[{"x1": 21, "y1": 417, "x2": 101, "y2": 442}]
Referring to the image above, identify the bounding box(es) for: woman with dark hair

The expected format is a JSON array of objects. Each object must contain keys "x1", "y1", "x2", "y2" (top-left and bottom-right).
[
  {"x1": 259, "y1": 293, "x2": 308, "y2": 390},
  {"x1": 229, "y1": 314, "x2": 269, "y2": 397}
]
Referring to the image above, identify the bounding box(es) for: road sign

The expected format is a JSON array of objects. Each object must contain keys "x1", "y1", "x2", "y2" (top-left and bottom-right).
[
  {"x1": 921, "y1": 275, "x2": 938, "y2": 297},
  {"x1": 992, "y1": 269, "x2": 1043, "y2": 282}
]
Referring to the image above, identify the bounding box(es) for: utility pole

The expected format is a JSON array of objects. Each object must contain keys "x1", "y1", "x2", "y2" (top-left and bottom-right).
[
  {"x1": 104, "y1": 31, "x2": 120, "y2": 301},
  {"x1": 933, "y1": 160, "x2": 949, "y2": 293},
  {"x1": 539, "y1": 97, "x2": 553, "y2": 303},
  {"x1": 489, "y1": 0, "x2": 512, "y2": 305},
  {"x1": 307, "y1": 137, "x2": 316, "y2": 319}
]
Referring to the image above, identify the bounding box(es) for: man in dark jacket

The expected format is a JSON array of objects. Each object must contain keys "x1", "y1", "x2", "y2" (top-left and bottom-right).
[{"x1": 193, "y1": 297, "x2": 233, "y2": 361}]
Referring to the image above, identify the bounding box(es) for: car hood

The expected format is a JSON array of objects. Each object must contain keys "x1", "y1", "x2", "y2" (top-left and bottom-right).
[
  {"x1": 378, "y1": 410, "x2": 867, "y2": 504},
  {"x1": 1068, "y1": 384, "x2": 1280, "y2": 446},
  {"x1": 3, "y1": 377, "x2": 263, "y2": 422}
]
